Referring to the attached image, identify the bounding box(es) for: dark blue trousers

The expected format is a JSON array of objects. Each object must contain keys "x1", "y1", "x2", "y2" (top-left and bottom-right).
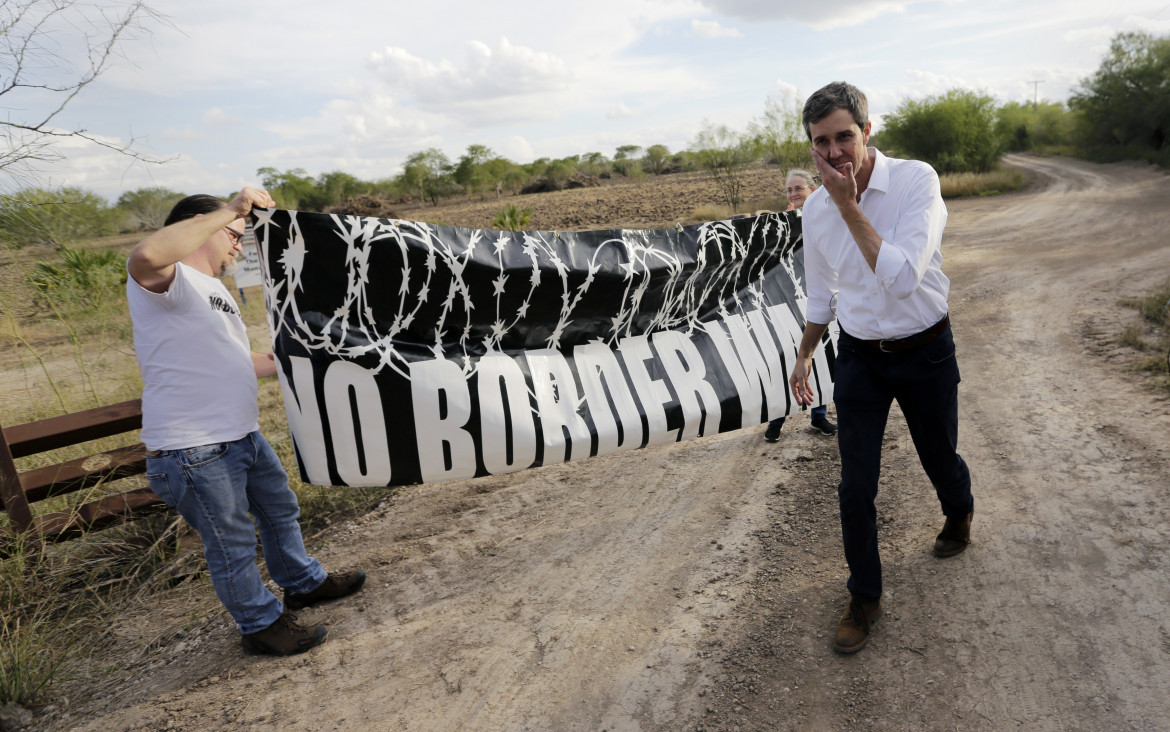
[{"x1": 834, "y1": 324, "x2": 973, "y2": 602}]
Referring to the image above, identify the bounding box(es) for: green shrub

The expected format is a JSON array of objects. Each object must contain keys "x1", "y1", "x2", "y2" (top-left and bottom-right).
[
  {"x1": 883, "y1": 89, "x2": 1001, "y2": 174},
  {"x1": 642, "y1": 145, "x2": 671, "y2": 175},
  {"x1": 115, "y1": 187, "x2": 185, "y2": 232},
  {"x1": 0, "y1": 188, "x2": 117, "y2": 250},
  {"x1": 1070, "y1": 32, "x2": 1170, "y2": 157},
  {"x1": 28, "y1": 246, "x2": 128, "y2": 313},
  {"x1": 492, "y1": 204, "x2": 532, "y2": 231},
  {"x1": 995, "y1": 101, "x2": 1077, "y2": 152}
]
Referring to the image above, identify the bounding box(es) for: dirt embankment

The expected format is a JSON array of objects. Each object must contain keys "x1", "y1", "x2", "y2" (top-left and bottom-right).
[
  {"x1": 30, "y1": 155, "x2": 1170, "y2": 732},
  {"x1": 393, "y1": 165, "x2": 787, "y2": 231}
]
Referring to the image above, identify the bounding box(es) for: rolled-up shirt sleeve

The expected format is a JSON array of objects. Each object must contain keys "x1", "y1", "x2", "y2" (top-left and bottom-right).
[
  {"x1": 804, "y1": 225, "x2": 838, "y2": 325},
  {"x1": 873, "y1": 164, "x2": 948, "y2": 300}
]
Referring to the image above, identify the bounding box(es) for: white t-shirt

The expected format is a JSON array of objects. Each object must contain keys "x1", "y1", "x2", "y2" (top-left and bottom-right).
[{"x1": 127, "y1": 262, "x2": 260, "y2": 450}]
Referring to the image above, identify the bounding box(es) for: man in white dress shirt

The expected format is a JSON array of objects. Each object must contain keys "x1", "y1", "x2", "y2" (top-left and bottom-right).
[{"x1": 788, "y1": 82, "x2": 974, "y2": 654}]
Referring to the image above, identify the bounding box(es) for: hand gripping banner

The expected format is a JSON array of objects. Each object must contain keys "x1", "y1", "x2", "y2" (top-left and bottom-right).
[{"x1": 250, "y1": 209, "x2": 837, "y2": 488}]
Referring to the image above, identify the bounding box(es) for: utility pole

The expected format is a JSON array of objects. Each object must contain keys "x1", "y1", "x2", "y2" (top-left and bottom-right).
[{"x1": 1027, "y1": 80, "x2": 1044, "y2": 111}]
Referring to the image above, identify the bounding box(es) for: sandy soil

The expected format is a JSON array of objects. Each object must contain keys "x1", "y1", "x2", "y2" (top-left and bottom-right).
[{"x1": 32, "y1": 155, "x2": 1170, "y2": 731}]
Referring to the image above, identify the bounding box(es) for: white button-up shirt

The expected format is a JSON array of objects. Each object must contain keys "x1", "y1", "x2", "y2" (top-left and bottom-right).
[{"x1": 802, "y1": 147, "x2": 950, "y2": 341}]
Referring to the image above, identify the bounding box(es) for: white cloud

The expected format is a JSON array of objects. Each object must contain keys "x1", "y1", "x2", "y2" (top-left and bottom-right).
[
  {"x1": 607, "y1": 102, "x2": 637, "y2": 119},
  {"x1": 500, "y1": 135, "x2": 535, "y2": 162},
  {"x1": 1120, "y1": 13, "x2": 1170, "y2": 35},
  {"x1": 769, "y1": 80, "x2": 803, "y2": 104},
  {"x1": 367, "y1": 37, "x2": 571, "y2": 107},
  {"x1": 202, "y1": 108, "x2": 242, "y2": 126},
  {"x1": 898, "y1": 69, "x2": 972, "y2": 99},
  {"x1": 690, "y1": 19, "x2": 742, "y2": 38},
  {"x1": 695, "y1": 0, "x2": 927, "y2": 28},
  {"x1": 162, "y1": 127, "x2": 205, "y2": 141},
  {"x1": 46, "y1": 134, "x2": 225, "y2": 200}
]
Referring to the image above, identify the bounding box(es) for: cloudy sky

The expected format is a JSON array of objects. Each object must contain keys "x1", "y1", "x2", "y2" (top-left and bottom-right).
[{"x1": 20, "y1": 0, "x2": 1170, "y2": 201}]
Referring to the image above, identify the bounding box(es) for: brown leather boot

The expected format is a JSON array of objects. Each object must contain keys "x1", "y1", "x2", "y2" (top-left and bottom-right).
[
  {"x1": 933, "y1": 512, "x2": 973, "y2": 558},
  {"x1": 241, "y1": 611, "x2": 327, "y2": 656},
  {"x1": 284, "y1": 569, "x2": 367, "y2": 610},
  {"x1": 832, "y1": 598, "x2": 882, "y2": 654}
]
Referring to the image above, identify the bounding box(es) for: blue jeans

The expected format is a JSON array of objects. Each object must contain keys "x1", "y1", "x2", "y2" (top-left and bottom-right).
[
  {"x1": 146, "y1": 431, "x2": 326, "y2": 634},
  {"x1": 834, "y1": 325, "x2": 972, "y2": 602}
]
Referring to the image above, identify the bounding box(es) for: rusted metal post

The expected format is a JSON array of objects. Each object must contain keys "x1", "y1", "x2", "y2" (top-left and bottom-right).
[{"x1": 0, "y1": 420, "x2": 35, "y2": 533}]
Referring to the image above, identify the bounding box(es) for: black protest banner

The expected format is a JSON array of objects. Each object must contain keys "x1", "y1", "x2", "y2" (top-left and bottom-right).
[{"x1": 250, "y1": 209, "x2": 836, "y2": 487}]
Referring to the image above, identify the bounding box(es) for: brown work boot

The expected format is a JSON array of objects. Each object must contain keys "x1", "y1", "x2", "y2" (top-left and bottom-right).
[
  {"x1": 933, "y1": 512, "x2": 973, "y2": 558},
  {"x1": 241, "y1": 611, "x2": 327, "y2": 656},
  {"x1": 832, "y1": 598, "x2": 882, "y2": 654},
  {"x1": 284, "y1": 569, "x2": 367, "y2": 610}
]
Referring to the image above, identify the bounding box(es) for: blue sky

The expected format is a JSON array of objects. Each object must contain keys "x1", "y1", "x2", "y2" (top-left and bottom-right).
[{"x1": 22, "y1": 0, "x2": 1170, "y2": 201}]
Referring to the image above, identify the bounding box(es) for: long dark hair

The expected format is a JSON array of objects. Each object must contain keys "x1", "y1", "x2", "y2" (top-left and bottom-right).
[{"x1": 163, "y1": 194, "x2": 225, "y2": 227}]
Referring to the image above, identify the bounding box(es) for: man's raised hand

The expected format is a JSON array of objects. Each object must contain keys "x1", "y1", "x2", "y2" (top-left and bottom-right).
[
  {"x1": 811, "y1": 148, "x2": 859, "y2": 206},
  {"x1": 228, "y1": 187, "x2": 276, "y2": 218}
]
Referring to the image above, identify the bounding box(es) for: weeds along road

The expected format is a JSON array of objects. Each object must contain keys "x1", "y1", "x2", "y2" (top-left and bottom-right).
[{"x1": 59, "y1": 155, "x2": 1170, "y2": 732}]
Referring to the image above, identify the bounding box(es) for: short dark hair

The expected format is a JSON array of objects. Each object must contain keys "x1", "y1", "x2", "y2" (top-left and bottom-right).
[
  {"x1": 164, "y1": 194, "x2": 225, "y2": 227},
  {"x1": 802, "y1": 81, "x2": 869, "y2": 140}
]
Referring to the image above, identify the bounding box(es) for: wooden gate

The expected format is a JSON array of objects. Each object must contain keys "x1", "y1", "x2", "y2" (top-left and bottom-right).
[{"x1": 0, "y1": 399, "x2": 164, "y2": 543}]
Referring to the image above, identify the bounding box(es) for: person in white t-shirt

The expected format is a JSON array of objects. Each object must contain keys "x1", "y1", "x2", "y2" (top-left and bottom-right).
[{"x1": 127, "y1": 188, "x2": 365, "y2": 656}]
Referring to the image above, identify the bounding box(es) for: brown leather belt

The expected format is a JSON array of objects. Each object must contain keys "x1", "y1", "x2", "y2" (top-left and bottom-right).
[{"x1": 853, "y1": 314, "x2": 950, "y2": 353}]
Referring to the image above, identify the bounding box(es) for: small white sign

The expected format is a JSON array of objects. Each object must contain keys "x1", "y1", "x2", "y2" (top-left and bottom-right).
[{"x1": 234, "y1": 229, "x2": 263, "y2": 289}]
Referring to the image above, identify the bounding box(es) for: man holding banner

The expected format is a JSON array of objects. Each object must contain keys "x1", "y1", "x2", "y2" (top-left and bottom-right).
[
  {"x1": 788, "y1": 82, "x2": 974, "y2": 654},
  {"x1": 127, "y1": 188, "x2": 366, "y2": 656}
]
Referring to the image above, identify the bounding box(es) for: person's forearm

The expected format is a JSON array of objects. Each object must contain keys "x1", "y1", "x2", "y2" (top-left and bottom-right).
[
  {"x1": 131, "y1": 206, "x2": 238, "y2": 272},
  {"x1": 836, "y1": 199, "x2": 883, "y2": 272},
  {"x1": 797, "y1": 321, "x2": 830, "y2": 360},
  {"x1": 252, "y1": 351, "x2": 277, "y2": 379}
]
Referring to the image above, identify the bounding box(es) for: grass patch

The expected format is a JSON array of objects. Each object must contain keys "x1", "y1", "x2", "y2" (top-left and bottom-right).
[
  {"x1": 939, "y1": 168, "x2": 1026, "y2": 198},
  {"x1": 688, "y1": 204, "x2": 734, "y2": 223},
  {"x1": 1118, "y1": 323, "x2": 1148, "y2": 350},
  {"x1": 1119, "y1": 278, "x2": 1170, "y2": 393},
  {"x1": 686, "y1": 197, "x2": 791, "y2": 224},
  {"x1": 742, "y1": 196, "x2": 789, "y2": 215},
  {"x1": 0, "y1": 513, "x2": 198, "y2": 707}
]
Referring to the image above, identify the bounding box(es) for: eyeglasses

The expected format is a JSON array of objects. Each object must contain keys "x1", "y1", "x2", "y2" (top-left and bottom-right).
[
  {"x1": 785, "y1": 185, "x2": 810, "y2": 195},
  {"x1": 223, "y1": 227, "x2": 245, "y2": 245}
]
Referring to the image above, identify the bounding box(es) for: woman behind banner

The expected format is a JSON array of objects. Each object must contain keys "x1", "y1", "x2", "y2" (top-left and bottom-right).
[{"x1": 764, "y1": 169, "x2": 837, "y2": 443}]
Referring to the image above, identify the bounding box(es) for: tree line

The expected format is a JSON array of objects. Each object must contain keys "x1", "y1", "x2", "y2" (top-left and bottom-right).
[
  {"x1": 878, "y1": 32, "x2": 1168, "y2": 173},
  {"x1": 2, "y1": 30, "x2": 1165, "y2": 251}
]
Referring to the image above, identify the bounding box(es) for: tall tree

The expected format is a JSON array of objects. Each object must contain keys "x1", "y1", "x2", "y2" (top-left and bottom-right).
[
  {"x1": 995, "y1": 101, "x2": 1075, "y2": 152},
  {"x1": 399, "y1": 149, "x2": 455, "y2": 206},
  {"x1": 307, "y1": 171, "x2": 372, "y2": 210},
  {"x1": 693, "y1": 123, "x2": 758, "y2": 210},
  {"x1": 257, "y1": 167, "x2": 317, "y2": 209},
  {"x1": 749, "y1": 90, "x2": 809, "y2": 170},
  {"x1": 1070, "y1": 31, "x2": 1170, "y2": 153},
  {"x1": 1, "y1": 0, "x2": 166, "y2": 188},
  {"x1": 642, "y1": 145, "x2": 671, "y2": 175},
  {"x1": 116, "y1": 187, "x2": 185, "y2": 231},
  {"x1": 454, "y1": 144, "x2": 498, "y2": 200},
  {"x1": 613, "y1": 145, "x2": 643, "y2": 176}
]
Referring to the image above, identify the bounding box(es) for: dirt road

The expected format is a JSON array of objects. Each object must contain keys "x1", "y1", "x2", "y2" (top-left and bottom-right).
[{"x1": 54, "y1": 155, "x2": 1170, "y2": 731}]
